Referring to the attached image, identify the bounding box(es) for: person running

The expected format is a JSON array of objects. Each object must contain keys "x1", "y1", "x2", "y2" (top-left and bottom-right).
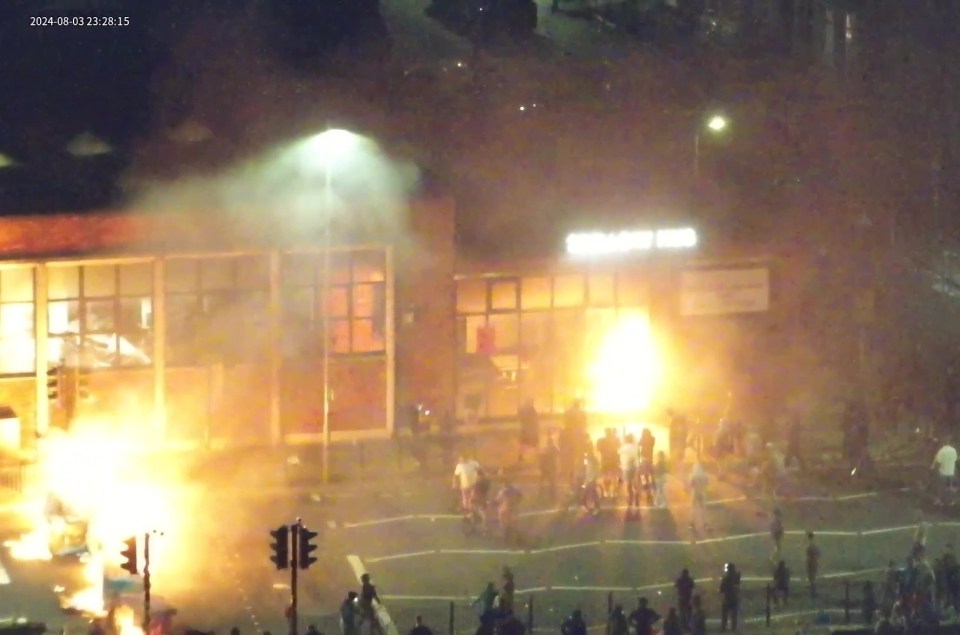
[
  {"x1": 468, "y1": 468, "x2": 492, "y2": 535},
  {"x1": 806, "y1": 531, "x2": 821, "y2": 598},
  {"x1": 496, "y1": 479, "x2": 523, "y2": 543},
  {"x1": 453, "y1": 455, "x2": 481, "y2": 515},
  {"x1": 619, "y1": 434, "x2": 640, "y2": 510}
]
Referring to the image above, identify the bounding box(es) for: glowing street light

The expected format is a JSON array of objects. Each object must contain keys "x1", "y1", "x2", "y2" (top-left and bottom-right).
[
  {"x1": 694, "y1": 113, "x2": 730, "y2": 181},
  {"x1": 298, "y1": 128, "x2": 366, "y2": 484}
]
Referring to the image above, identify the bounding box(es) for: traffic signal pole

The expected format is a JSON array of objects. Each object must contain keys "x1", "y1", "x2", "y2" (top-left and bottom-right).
[
  {"x1": 290, "y1": 521, "x2": 300, "y2": 635},
  {"x1": 143, "y1": 532, "x2": 152, "y2": 633}
]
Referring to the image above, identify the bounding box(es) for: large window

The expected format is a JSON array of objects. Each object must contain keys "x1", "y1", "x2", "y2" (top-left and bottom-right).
[
  {"x1": 48, "y1": 263, "x2": 153, "y2": 368},
  {"x1": 0, "y1": 267, "x2": 35, "y2": 374},
  {"x1": 280, "y1": 249, "x2": 386, "y2": 359},
  {"x1": 455, "y1": 270, "x2": 650, "y2": 419},
  {"x1": 165, "y1": 256, "x2": 269, "y2": 365}
]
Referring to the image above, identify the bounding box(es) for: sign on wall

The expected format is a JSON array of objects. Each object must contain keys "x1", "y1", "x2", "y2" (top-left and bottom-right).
[{"x1": 679, "y1": 268, "x2": 770, "y2": 316}]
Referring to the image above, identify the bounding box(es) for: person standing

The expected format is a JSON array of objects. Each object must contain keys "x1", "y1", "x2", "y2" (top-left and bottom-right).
[
  {"x1": 769, "y1": 509, "x2": 784, "y2": 566},
  {"x1": 501, "y1": 567, "x2": 516, "y2": 615},
  {"x1": 661, "y1": 609, "x2": 682, "y2": 635},
  {"x1": 407, "y1": 616, "x2": 433, "y2": 635},
  {"x1": 561, "y1": 610, "x2": 587, "y2": 635},
  {"x1": 496, "y1": 480, "x2": 523, "y2": 543},
  {"x1": 517, "y1": 400, "x2": 540, "y2": 464},
  {"x1": 539, "y1": 435, "x2": 559, "y2": 502},
  {"x1": 453, "y1": 455, "x2": 481, "y2": 515},
  {"x1": 674, "y1": 569, "x2": 695, "y2": 629},
  {"x1": 597, "y1": 428, "x2": 620, "y2": 499},
  {"x1": 654, "y1": 451, "x2": 669, "y2": 509},
  {"x1": 619, "y1": 434, "x2": 640, "y2": 510},
  {"x1": 340, "y1": 592, "x2": 359, "y2": 635},
  {"x1": 805, "y1": 531, "x2": 821, "y2": 598},
  {"x1": 689, "y1": 461, "x2": 709, "y2": 532},
  {"x1": 772, "y1": 560, "x2": 790, "y2": 608},
  {"x1": 784, "y1": 416, "x2": 804, "y2": 470},
  {"x1": 606, "y1": 605, "x2": 628, "y2": 635},
  {"x1": 931, "y1": 437, "x2": 957, "y2": 506},
  {"x1": 627, "y1": 598, "x2": 660, "y2": 635},
  {"x1": 690, "y1": 595, "x2": 707, "y2": 635},
  {"x1": 719, "y1": 563, "x2": 741, "y2": 632}
]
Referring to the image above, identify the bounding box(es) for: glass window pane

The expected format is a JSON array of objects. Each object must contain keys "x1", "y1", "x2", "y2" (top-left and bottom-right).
[
  {"x1": 0, "y1": 339, "x2": 35, "y2": 374},
  {"x1": 83, "y1": 265, "x2": 116, "y2": 297},
  {"x1": 352, "y1": 250, "x2": 386, "y2": 283},
  {"x1": 237, "y1": 256, "x2": 269, "y2": 288},
  {"x1": 521, "y1": 277, "x2": 551, "y2": 310},
  {"x1": 0, "y1": 303, "x2": 34, "y2": 338},
  {"x1": 487, "y1": 313, "x2": 519, "y2": 351},
  {"x1": 165, "y1": 259, "x2": 198, "y2": 293},
  {"x1": 84, "y1": 300, "x2": 116, "y2": 331},
  {"x1": 329, "y1": 319, "x2": 350, "y2": 354},
  {"x1": 553, "y1": 275, "x2": 584, "y2": 308},
  {"x1": 519, "y1": 312, "x2": 553, "y2": 414},
  {"x1": 617, "y1": 273, "x2": 647, "y2": 307},
  {"x1": 119, "y1": 262, "x2": 153, "y2": 296},
  {"x1": 589, "y1": 274, "x2": 615, "y2": 305},
  {"x1": 119, "y1": 298, "x2": 152, "y2": 331},
  {"x1": 1, "y1": 268, "x2": 34, "y2": 302},
  {"x1": 490, "y1": 281, "x2": 518, "y2": 311},
  {"x1": 352, "y1": 318, "x2": 385, "y2": 352},
  {"x1": 49, "y1": 300, "x2": 80, "y2": 334},
  {"x1": 352, "y1": 283, "x2": 383, "y2": 318},
  {"x1": 457, "y1": 279, "x2": 486, "y2": 314},
  {"x1": 322, "y1": 286, "x2": 349, "y2": 318},
  {"x1": 201, "y1": 259, "x2": 235, "y2": 290},
  {"x1": 48, "y1": 266, "x2": 79, "y2": 300},
  {"x1": 464, "y1": 315, "x2": 486, "y2": 353},
  {"x1": 282, "y1": 253, "x2": 318, "y2": 287}
]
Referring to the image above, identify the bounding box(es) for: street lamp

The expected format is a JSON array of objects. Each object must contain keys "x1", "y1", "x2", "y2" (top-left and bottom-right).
[
  {"x1": 300, "y1": 128, "x2": 365, "y2": 484},
  {"x1": 693, "y1": 114, "x2": 729, "y2": 181}
]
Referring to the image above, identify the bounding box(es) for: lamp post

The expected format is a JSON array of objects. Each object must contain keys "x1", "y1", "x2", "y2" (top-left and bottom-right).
[
  {"x1": 693, "y1": 114, "x2": 729, "y2": 181},
  {"x1": 301, "y1": 129, "x2": 364, "y2": 484}
]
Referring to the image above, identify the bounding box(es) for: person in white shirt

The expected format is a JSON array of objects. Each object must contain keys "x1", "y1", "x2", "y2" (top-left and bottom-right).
[
  {"x1": 931, "y1": 439, "x2": 958, "y2": 506},
  {"x1": 619, "y1": 435, "x2": 640, "y2": 509},
  {"x1": 453, "y1": 456, "x2": 481, "y2": 514}
]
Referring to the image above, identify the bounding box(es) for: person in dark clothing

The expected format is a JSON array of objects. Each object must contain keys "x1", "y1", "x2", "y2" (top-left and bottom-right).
[
  {"x1": 561, "y1": 610, "x2": 587, "y2": 635},
  {"x1": 501, "y1": 567, "x2": 516, "y2": 615},
  {"x1": 340, "y1": 592, "x2": 359, "y2": 635},
  {"x1": 408, "y1": 616, "x2": 432, "y2": 635},
  {"x1": 690, "y1": 595, "x2": 707, "y2": 635},
  {"x1": 772, "y1": 560, "x2": 790, "y2": 607},
  {"x1": 862, "y1": 581, "x2": 877, "y2": 625},
  {"x1": 661, "y1": 608, "x2": 682, "y2": 635},
  {"x1": 306, "y1": 625, "x2": 322, "y2": 635},
  {"x1": 539, "y1": 436, "x2": 559, "y2": 502},
  {"x1": 607, "y1": 604, "x2": 628, "y2": 635},
  {"x1": 359, "y1": 574, "x2": 383, "y2": 635},
  {"x1": 407, "y1": 403, "x2": 422, "y2": 437},
  {"x1": 518, "y1": 399, "x2": 540, "y2": 463},
  {"x1": 498, "y1": 614, "x2": 525, "y2": 635},
  {"x1": 784, "y1": 416, "x2": 803, "y2": 469},
  {"x1": 675, "y1": 568, "x2": 696, "y2": 628},
  {"x1": 719, "y1": 563, "x2": 741, "y2": 631},
  {"x1": 628, "y1": 597, "x2": 660, "y2": 635}
]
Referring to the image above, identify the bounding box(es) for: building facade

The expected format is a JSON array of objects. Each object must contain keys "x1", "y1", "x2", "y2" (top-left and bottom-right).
[{"x1": 0, "y1": 196, "x2": 455, "y2": 450}]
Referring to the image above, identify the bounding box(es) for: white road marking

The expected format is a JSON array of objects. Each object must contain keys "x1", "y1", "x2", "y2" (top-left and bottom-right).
[
  {"x1": 695, "y1": 532, "x2": 766, "y2": 544},
  {"x1": 635, "y1": 582, "x2": 676, "y2": 592},
  {"x1": 529, "y1": 541, "x2": 601, "y2": 554},
  {"x1": 515, "y1": 587, "x2": 549, "y2": 594},
  {"x1": 347, "y1": 554, "x2": 367, "y2": 580},
  {"x1": 382, "y1": 595, "x2": 469, "y2": 601},
  {"x1": 606, "y1": 539, "x2": 689, "y2": 546},
  {"x1": 438, "y1": 548, "x2": 523, "y2": 555},
  {"x1": 552, "y1": 585, "x2": 634, "y2": 592},
  {"x1": 366, "y1": 550, "x2": 437, "y2": 564},
  {"x1": 518, "y1": 508, "x2": 561, "y2": 518},
  {"x1": 860, "y1": 525, "x2": 915, "y2": 536},
  {"x1": 343, "y1": 516, "x2": 418, "y2": 529},
  {"x1": 821, "y1": 567, "x2": 887, "y2": 579}
]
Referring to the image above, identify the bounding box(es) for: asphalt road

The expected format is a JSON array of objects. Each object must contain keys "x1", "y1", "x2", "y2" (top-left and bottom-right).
[{"x1": 319, "y1": 464, "x2": 959, "y2": 634}]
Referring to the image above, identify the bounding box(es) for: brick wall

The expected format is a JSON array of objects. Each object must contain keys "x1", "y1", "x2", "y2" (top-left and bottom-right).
[{"x1": 395, "y1": 195, "x2": 457, "y2": 415}]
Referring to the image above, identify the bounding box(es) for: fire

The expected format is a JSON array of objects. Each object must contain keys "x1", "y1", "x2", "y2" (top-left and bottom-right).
[
  {"x1": 113, "y1": 605, "x2": 145, "y2": 635},
  {"x1": 587, "y1": 312, "x2": 662, "y2": 415},
  {"x1": 6, "y1": 423, "x2": 185, "y2": 619}
]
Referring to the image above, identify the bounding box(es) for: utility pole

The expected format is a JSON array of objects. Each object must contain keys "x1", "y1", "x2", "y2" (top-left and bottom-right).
[
  {"x1": 289, "y1": 521, "x2": 300, "y2": 635},
  {"x1": 143, "y1": 532, "x2": 152, "y2": 633}
]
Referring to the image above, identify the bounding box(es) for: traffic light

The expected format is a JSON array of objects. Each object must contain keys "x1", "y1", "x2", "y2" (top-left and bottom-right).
[
  {"x1": 270, "y1": 525, "x2": 289, "y2": 570},
  {"x1": 120, "y1": 537, "x2": 138, "y2": 575},
  {"x1": 46, "y1": 366, "x2": 61, "y2": 404},
  {"x1": 298, "y1": 525, "x2": 318, "y2": 570}
]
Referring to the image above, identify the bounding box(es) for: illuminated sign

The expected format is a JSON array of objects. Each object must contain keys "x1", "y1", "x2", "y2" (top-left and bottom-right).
[{"x1": 565, "y1": 227, "x2": 698, "y2": 257}]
